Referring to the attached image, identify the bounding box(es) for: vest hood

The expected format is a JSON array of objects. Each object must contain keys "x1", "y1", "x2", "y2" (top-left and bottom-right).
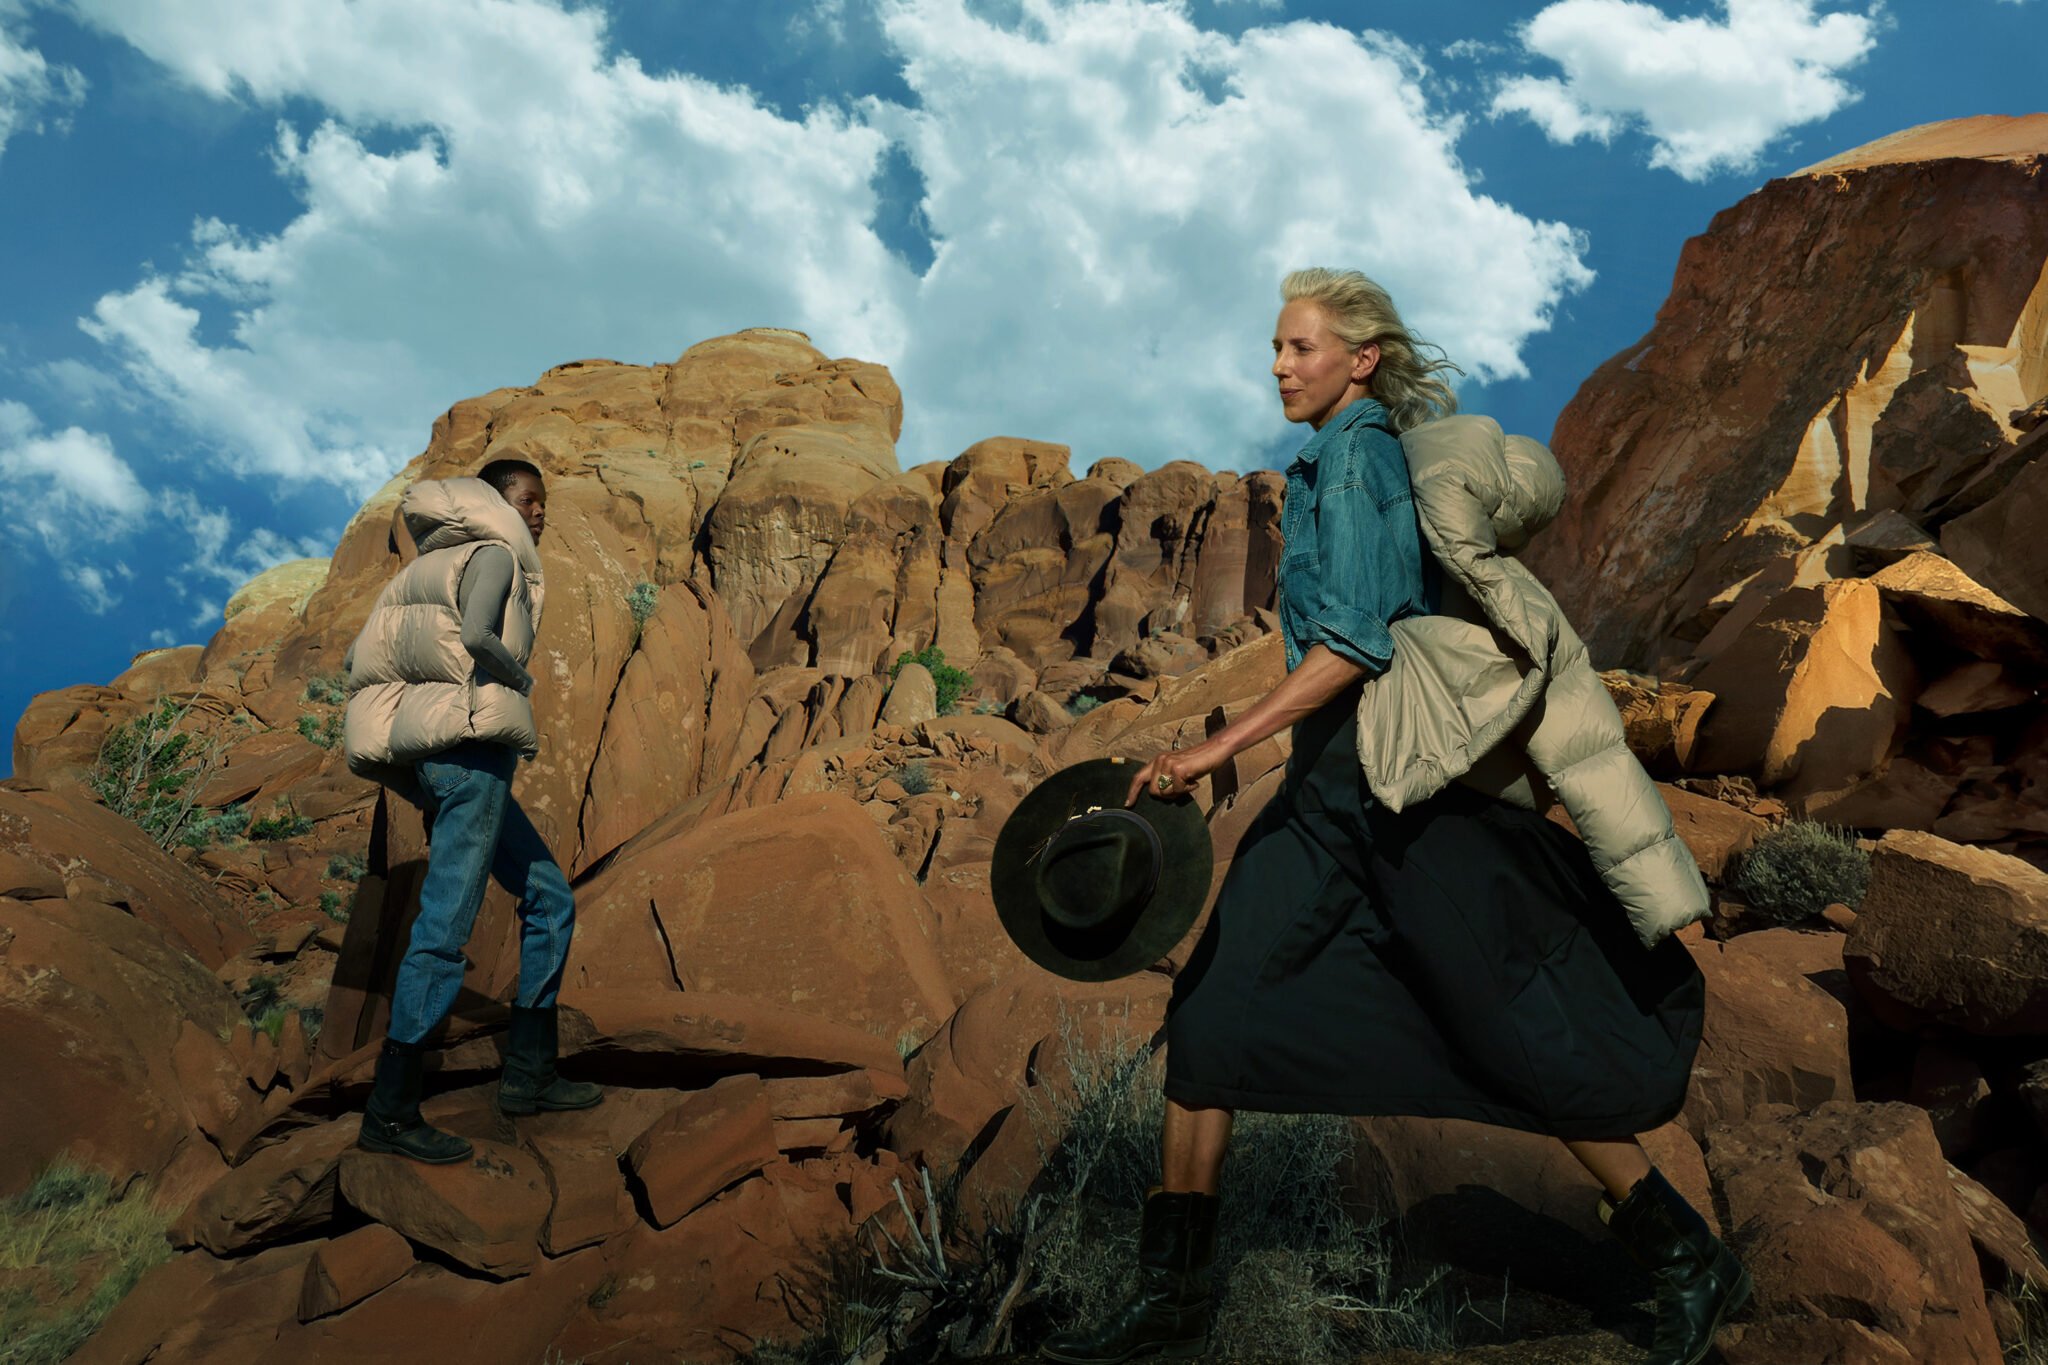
[
  {"x1": 403, "y1": 477, "x2": 539, "y2": 558},
  {"x1": 1400, "y1": 415, "x2": 1565, "y2": 554}
]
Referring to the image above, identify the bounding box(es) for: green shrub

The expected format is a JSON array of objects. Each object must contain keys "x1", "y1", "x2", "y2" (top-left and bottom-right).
[
  {"x1": 89, "y1": 698, "x2": 224, "y2": 850},
  {"x1": 296, "y1": 711, "x2": 344, "y2": 749},
  {"x1": 301, "y1": 673, "x2": 348, "y2": 706},
  {"x1": 318, "y1": 890, "x2": 348, "y2": 921},
  {"x1": 1729, "y1": 820, "x2": 1870, "y2": 925},
  {"x1": 247, "y1": 802, "x2": 313, "y2": 841},
  {"x1": 326, "y1": 850, "x2": 368, "y2": 880},
  {"x1": 298, "y1": 1006, "x2": 324, "y2": 1046},
  {"x1": 238, "y1": 974, "x2": 283, "y2": 1021},
  {"x1": 1066, "y1": 693, "x2": 1103, "y2": 718},
  {"x1": 890, "y1": 646, "x2": 975, "y2": 715},
  {"x1": 0, "y1": 1161, "x2": 174, "y2": 1364},
  {"x1": 625, "y1": 581, "x2": 659, "y2": 636},
  {"x1": 180, "y1": 802, "x2": 248, "y2": 849},
  {"x1": 892, "y1": 761, "x2": 935, "y2": 797}
]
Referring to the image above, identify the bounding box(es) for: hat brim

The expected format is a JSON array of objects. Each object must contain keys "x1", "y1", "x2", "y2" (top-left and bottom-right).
[{"x1": 991, "y1": 757, "x2": 1214, "y2": 982}]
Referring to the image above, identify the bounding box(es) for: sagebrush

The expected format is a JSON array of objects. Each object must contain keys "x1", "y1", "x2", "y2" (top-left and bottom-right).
[
  {"x1": 1729, "y1": 819, "x2": 1869, "y2": 924},
  {"x1": 89, "y1": 698, "x2": 223, "y2": 849}
]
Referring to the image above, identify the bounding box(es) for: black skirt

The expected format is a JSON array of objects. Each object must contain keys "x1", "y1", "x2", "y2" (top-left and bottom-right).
[{"x1": 1164, "y1": 687, "x2": 1704, "y2": 1139}]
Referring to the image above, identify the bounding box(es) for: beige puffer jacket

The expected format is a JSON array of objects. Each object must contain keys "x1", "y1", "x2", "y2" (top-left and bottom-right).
[
  {"x1": 1353, "y1": 415, "x2": 1708, "y2": 947},
  {"x1": 344, "y1": 478, "x2": 546, "y2": 779}
]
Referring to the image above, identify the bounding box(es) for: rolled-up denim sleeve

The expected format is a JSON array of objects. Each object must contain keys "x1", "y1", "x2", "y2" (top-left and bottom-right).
[{"x1": 1298, "y1": 435, "x2": 1425, "y2": 677}]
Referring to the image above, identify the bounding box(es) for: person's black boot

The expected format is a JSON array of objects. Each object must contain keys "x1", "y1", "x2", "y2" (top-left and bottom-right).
[
  {"x1": 1603, "y1": 1167, "x2": 1752, "y2": 1365},
  {"x1": 496, "y1": 1005, "x2": 603, "y2": 1116},
  {"x1": 357, "y1": 1038, "x2": 473, "y2": 1164},
  {"x1": 1040, "y1": 1188, "x2": 1221, "y2": 1364}
]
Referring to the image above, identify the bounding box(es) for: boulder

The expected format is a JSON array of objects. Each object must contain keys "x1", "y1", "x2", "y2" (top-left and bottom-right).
[
  {"x1": 1681, "y1": 929, "x2": 1854, "y2": 1137},
  {"x1": 1908, "y1": 1044, "x2": 1995, "y2": 1158},
  {"x1": 880, "y1": 661, "x2": 939, "y2": 727},
  {"x1": 1868, "y1": 551, "x2": 2048, "y2": 671},
  {"x1": 1690, "y1": 580, "x2": 1917, "y2": 801},
  {"x1": 1706, "y1": 1100, "x2": 2001, "y2": 1365},
  {"x1": 338, "y1": 1139, "x2": 553, "y2": 1278},
  {"x1": 1947, "y1": 1161, "x2": 2048, "y2": 1298},
  {"x1": 0, "y1": 895, "x2": 244, "y2": 1198},
  {"x1": 173, "y1": 1117, "x2": 360, "y2": 1254},
  {"x1": 888, "y1": 974, "x2": 1171, "y2": 1172},
  {"x1": 1658, "y1": 785, "x2": 1767, "y2": 881},
  {"x1": 1843, "y1": 829, "x2": 2048, "y2": 1035},
  {"x1": 568, "y1": 794, "x2": 954, "y2": 1041},
  {"x1": 296, "y1": 1223, "x2": 413, "y2": 1322},
  {"x1": 624, "y1": 1074, "x2": 780, "y2": 1229},
  {"x1": 1945, "y1": 443, "x2": 2048, "y2": 625},
  {"x1": 0, "y1": 784, "x2": 254, "y2": 967}
]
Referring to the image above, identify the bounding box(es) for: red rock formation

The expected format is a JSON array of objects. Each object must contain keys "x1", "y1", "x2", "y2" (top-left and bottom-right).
[{"x1": 1530, "y1": 116, "x2": 2048, "y2": 676}]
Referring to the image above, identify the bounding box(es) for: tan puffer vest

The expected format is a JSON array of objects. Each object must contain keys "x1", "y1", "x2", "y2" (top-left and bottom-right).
[
  {"x1": 1353, "y1": 415, "x2": 1709, "y2": 947},
  {"x1": 344, "y1": 478, "x2": 546, "y2": 778}
]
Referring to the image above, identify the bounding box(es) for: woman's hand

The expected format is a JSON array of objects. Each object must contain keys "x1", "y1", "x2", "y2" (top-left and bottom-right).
[{"x1": 1126, "y1": 739, "x2": 1230, "y2": 807}]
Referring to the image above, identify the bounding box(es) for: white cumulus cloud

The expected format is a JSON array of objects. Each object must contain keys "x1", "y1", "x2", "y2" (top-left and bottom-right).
[
  {"x1": 871, "y1": 0, "x2": 1592, "y2": 464},
  {"x1": 60, "y1": 0, "x2": 1592, "y2": 524},
  {"x1": 1492, "y1": 0, "x2": 1881, "y2": 181},
  {"x1": 0, "y1": 399, "x2": 147, "y2": 611},
  {"x1": 0, "y1": 2, "x2": 85, "y2": 163}
]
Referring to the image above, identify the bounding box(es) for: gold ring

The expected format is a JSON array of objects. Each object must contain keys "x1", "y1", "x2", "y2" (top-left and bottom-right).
[{"x1": 1156, "y1": 774, "x2": 1173, "y2": 791}]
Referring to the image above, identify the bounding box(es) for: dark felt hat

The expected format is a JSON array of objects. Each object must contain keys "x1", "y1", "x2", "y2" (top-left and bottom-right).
[{"x1": 991, "y1": 757, "x2": 1213, "y2": 982}]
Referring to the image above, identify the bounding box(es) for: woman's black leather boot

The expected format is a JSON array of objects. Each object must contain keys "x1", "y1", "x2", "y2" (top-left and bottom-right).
[
  {"x1": 1039, "y1": 1188, "x2": 1221, "y2": 1364},
  {"x1": 1603, "y1": 1167, "x2": 1752, "y2": 1365},
  {"x1": 357, "y1": 1038, "x2": 473, "y2": 1164},
  {"x1": 497, "y1": 1004, "x2": 603, "y2": 1115}
]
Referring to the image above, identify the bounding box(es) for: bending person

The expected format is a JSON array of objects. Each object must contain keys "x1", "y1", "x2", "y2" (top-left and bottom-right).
[
  {"x1": 343, "y1": 457, "x2": 601, "y2": 1164},
  {"x1": 1040, "y1": 270, "x2": 1746, "y2": 1365}
]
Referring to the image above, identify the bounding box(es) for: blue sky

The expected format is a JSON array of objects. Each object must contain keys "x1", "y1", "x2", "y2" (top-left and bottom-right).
[{"x1": 1, "y1": 0, "x2": 2042, "y2": 770}]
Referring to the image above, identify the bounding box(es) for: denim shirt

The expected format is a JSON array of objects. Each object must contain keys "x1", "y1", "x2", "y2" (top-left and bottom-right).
[{"x1": 1277, "y1": 397, "x2": 1437, "y2": 674}]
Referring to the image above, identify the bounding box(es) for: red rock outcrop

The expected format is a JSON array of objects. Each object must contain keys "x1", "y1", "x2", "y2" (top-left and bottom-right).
[{"x1": 1529, "y1": 116, "x2": 2048, "y2": 674}]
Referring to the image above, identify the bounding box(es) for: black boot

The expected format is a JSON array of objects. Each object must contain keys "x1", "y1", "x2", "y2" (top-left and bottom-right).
[
  {"x1": 1040, "y1": 1188, "x2": 1221, "y2": 1364},
  {"x1": 496, "y1": 1005, "x2": 603, "y2": 1116},
  {"x1": 1603, "y1": 1167, "x2": 1752, "y2": 1365},
  {"x1": 357, "y1": 1038, "x2": 473, "y2": 1164}
]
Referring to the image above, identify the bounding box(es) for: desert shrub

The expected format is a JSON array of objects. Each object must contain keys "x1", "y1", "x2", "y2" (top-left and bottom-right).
[
  {"x1": 2002, "y1": 1276, "x2": 2048, "y2": 1365},
  {"x1": 247, "y1": 802, "x2": 313, "y2": 841},
  {"x1": 326, "y1": 850, "x2": 368, "y2": 880},
  {"x1": 1066, "y1": 693, "x2": 1103, "y2": 718},
  {"x1": 1023, "y1": 1024, "x2": 1458, "y2": 1361},
  {"x1": 814, "y1": 1017, "x2": 1461, "y2": 1363},
  {"x1": 319, "y1": 890, "x2": 347, "y2": 921},
  {"x1": 89, "y1": 698, "x2": 224, "y2": 849},
  {"x1": 1729, "y1": 820, "x2": 1870, "y2": 924},
  {"x1": 0, "y1": 1161, "x2": 173, "y2": 1365},
  {"x1": 180, "y1": 802, "x2": 248, "y2": 849},
  {"x1": 298, "y1": 1006, "x2": 324, "y2": 1045},
  {"x1": 892, "y1": 760, "x2": 935, "y2": 797},
  {"x1": 238, "y1": 974, "x2": 283, "y2": 1021},
  {"x1": 296, "y1": 710, "x2": 344, "y2": 749},
  {"x1": 625, "y1": 581, "x2": 659, "y2": 643},
  {"x1": 301, "y1": 673, "x2": 348, "y2": 706},
  {"x1": 890, "y1": 646, "x2": 975, "y2": 715}
]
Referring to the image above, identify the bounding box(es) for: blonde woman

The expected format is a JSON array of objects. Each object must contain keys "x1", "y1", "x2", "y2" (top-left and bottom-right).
[{"x1": 1039, "y1": 270, "x2": 1747, "y2": 1365}]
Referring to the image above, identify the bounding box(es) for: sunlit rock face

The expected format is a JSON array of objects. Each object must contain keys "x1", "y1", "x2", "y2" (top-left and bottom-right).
[{"x1": 1528, "y1": 115, "x2": 2048, "y2": 675}]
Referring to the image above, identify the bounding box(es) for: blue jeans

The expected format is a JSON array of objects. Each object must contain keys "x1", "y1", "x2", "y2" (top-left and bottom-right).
[{"x1": 387, "y1": 740, "x2": 576, "y2": 1045}]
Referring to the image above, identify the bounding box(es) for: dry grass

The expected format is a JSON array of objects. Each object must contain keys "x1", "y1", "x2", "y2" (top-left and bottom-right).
[{"x1": 0, "y1": 1161, "x2": 174, "y2": 1365}]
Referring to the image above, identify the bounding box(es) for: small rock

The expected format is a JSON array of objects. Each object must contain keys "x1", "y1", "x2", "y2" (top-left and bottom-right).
[
  {"x1": 625, "y1": 1074, "x2": 780, "y2": 1229},
  {"x1": 338, "y1": 1140, "x2": 551, "y2": 1278},
  {"x1": 296, "y1": 1223, "x2": 413, "y2": 1321},
  {"x1": 1819, "y1": 901, "x2": 1857, "y2": 932}
]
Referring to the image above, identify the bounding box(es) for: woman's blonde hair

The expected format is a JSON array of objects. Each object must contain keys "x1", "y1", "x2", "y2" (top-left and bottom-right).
[{"x1": 1280, "y1": 268, "x2": 1462, "y2": 432}]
